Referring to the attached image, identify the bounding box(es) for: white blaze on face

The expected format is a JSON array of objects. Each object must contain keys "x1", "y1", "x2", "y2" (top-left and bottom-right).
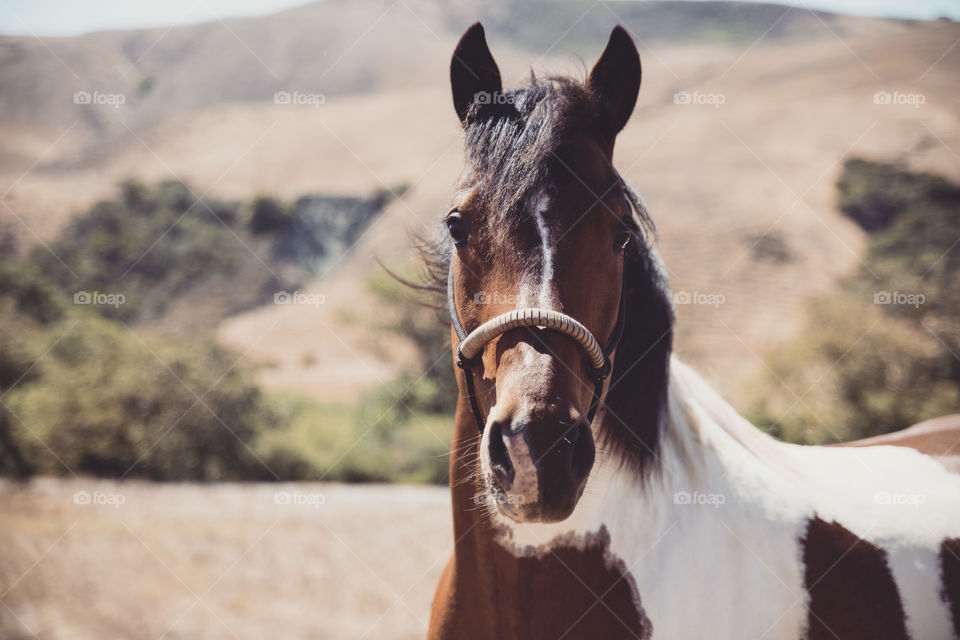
[
  {"x1": 517, "y1": 192, "x2": 558, "y2": 310},
  {"x1": 533, "y1": 193, "x2": 556, "y2": 309},
  {"x1": 479, "y1": 196, "x2": 559, "y2": 512}
]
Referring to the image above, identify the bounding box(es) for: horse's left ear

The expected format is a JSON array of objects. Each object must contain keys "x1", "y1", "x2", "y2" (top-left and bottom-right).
[{"x1": 588, "y1": 26, "x2": 641, "y2": 140}]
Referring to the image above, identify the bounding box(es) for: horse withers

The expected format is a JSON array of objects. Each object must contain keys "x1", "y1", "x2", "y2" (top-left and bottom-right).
[{"x1": 427, "y1": 22, "x2": 960, "y2": 640}]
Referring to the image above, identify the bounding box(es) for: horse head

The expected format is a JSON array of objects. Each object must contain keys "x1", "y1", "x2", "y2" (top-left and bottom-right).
[{"x1": 444, "y1": 23, "x2": 673, "y2": 523}]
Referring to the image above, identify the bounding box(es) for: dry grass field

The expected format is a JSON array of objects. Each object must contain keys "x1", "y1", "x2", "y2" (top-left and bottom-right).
[{"x1": 0, "y1": 478, "x2": 451, "y2": 639}]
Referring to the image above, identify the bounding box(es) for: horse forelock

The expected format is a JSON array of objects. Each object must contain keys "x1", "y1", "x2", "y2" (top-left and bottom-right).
[
  {"x1": 420, "y1": 73, "x2": 656, "y2": 295},
  {"x1": 461, "y1": 75, "x2": 597, "y2": 229}
]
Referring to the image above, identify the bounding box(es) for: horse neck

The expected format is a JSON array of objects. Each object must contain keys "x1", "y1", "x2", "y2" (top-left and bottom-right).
[
  {"x1": 443, "y1": 358, "x2": 960, "y2": 640},
  {"x1": 442, "y1": 358, "x2": 822, "y2": 638}
]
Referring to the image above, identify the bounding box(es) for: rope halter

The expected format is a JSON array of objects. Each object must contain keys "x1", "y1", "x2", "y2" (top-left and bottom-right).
[{"x1": 447, "y1": 261, "x2": 626, "y2": 433}]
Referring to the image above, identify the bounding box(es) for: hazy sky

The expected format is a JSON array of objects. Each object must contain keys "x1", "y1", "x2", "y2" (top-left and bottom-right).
[{"x1": 0, "y1": 0, "x2": 957, "y2": 37}]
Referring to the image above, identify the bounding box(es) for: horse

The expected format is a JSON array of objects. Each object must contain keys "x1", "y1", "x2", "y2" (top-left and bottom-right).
[
  {"x1": 426, "y1": 23, "x2": 960, "y2": 640},
  {"x1": 840, "y1": 415, "x2": 960, "y2": 474}
]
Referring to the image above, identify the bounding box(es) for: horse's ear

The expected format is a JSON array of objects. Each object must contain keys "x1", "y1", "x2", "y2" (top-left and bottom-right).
[
  {"x1": 588, "y1": 26, "x2": 641, "y2": 140},
  {"x1": 450, "y1": 22, "x2": 503, "y2": 123}
]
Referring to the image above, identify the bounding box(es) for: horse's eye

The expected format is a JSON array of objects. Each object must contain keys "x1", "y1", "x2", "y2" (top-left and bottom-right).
[
  {"x1": 447, "y1": 211, "x2": 470, "y2": 246},
  {"x1": 614, "y1": 228, "x2": 632, "y2": 251}
]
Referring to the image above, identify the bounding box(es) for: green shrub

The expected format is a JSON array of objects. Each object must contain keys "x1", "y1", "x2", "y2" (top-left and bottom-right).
[
  {"x1": 0, "y1": 261, "x2": 66, "y2": 325},
  {"x1": 3, "y1": 312, "x2": 277, "y2": 480},
  {"x1": 258, "y1": 265, "x2": 458, "y2": 485},
  {"x1": 248, "y1": 196, "x2": 294, "y2": 234},
  {"x1": 27, "y1": 180, "x2": 289, "y2": 325},
  {"x1": 364, "y1": 268, "x2": 458, "y2": 416},
  {"x1": 255, "y1": 393, "x2": 451, "y2": 484},
  {"x1": 750, "y1": 159, "x2": 960, "y2": 443},
  {"x1": 749, "y1": 298, "x2": 957, "y2": 443},
  {"x1": 837, "y1": 157, "x2": 960, "y2": 232},
  {"x1": 0, "y1": 182, "x2": 440, "y2": 483}
]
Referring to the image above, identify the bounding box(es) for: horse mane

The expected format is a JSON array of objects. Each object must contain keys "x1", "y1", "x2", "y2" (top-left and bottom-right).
[{"x1": 666, "y1": 358, "x2": 803, "y2": 478}]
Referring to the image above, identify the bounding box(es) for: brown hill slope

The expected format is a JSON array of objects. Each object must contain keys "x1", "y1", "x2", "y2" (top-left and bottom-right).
[
  {"x1": 0, "y1": 1, "x2": 909, "y2": 135},
  {"x1": 221, "y1": 21, "x2": 960, "y2": 403},
  {"x1": 1, "y1": 2, "x2": 957, "y2": 404}
]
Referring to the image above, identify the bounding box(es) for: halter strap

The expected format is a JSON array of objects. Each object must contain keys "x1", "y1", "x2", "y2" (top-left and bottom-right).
[
  {"x1": 447, "y1": 258, "x2": 627, "y2": 433},
  {"x1": 459, "y1": 309, "x2": 606, "y2": 370}
]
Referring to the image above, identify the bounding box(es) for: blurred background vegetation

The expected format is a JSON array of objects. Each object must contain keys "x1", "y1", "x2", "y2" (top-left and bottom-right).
[
  {"x1": 1, "y1": 158, "x2": 956, "y2": 482},
  {"x1": 0, "y1": 180, "x2": 452, "y2": 483},
  {"x1": 748, "y1": 157, "x2": 960, "y2": 443}
]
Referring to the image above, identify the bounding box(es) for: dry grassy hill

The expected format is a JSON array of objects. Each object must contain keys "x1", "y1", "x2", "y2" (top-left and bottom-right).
[
  {"x1": 1, "y1": 1, "x2": 958, "y2": 404},
  {"x1": 0, "y1": 0, "x2": 908, "y2": 134}
]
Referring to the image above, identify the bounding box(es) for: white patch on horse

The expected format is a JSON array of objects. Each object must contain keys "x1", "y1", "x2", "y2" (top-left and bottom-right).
[
  {"x1": 479, "y1": 192, "x2": 562, "y2": 513},
  {"x1": 886, "y1": 544, "x2": 954, "y2": 639},
  {"x1": 514, "y1": 193, "x2": 558, "y2": 315},
  {"x1": 484, "y1": 357, "x2": 960, "y2": 639},
  {"x1": 533, "y1": 193, "x2": 555, "y2": 309}
]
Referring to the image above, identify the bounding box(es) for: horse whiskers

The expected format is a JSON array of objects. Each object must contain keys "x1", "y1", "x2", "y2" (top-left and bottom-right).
[
  {"x1": 447, "y1": 435, "x2": 482, "y2": 456},
  {"x1": 454, "y1": 461, "x2": 479, "y2": 476},
  {"x1": 455, "y1": 455, "x2": 481, "y2": 473},
  {"x1": 453, "y1": 445, "x2": 480, "y2": 459},
  {"x1": 453, "y1": 473, "x2": 481, "y2": 490},
  {"x1": 453, "y1": 455, "x2": 480, "y2": 469},
  {"x1": 454, "y1": 462, "x2": 480, "y2": 480},
  {"x1": 429, "y1": 441, "x2": 479, "y2": 460}
]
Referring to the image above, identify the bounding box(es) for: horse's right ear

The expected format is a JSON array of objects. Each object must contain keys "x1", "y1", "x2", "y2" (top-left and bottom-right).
[
  {"x1": 450, "y1": 22, "x2": 502, "y2": 123},
  {"x1": 588, "y1": 26, "x2": 641, "y2": 141}
]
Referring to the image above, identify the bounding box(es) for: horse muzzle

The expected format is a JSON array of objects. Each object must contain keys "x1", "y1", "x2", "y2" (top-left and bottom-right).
[
  {"x1": 484, "y1": 404, "x2": 596, "y2": 522},
  {"x1": 447, "y1": 262, "x2": 626, "y2": 523}
]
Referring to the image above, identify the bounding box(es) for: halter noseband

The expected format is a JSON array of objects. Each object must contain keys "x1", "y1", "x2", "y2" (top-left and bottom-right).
[{"x1": 447, "y1": 259, "x2": 627, "y2": 433}]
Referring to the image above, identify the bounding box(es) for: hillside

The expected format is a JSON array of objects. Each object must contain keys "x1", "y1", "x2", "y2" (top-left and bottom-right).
[
  {"x1": 1, "y1": 1, "x2": 958, "y2": 404},
  {"x1": 0, "y1": 1, "x2": 910, "y2": 135}
]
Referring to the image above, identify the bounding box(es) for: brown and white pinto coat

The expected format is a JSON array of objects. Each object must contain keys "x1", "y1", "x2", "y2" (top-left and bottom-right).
[
  {"x1": 432, "y1": 362, "x2": 960, "y2": 639},
  {"x1": 428, "y1": 23, "x2": 960, "y2": 640}
]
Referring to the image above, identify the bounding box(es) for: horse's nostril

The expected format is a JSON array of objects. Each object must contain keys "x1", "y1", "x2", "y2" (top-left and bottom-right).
[{"x1": 488, "y1": 420, "x2": 515, "y2": 487}]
